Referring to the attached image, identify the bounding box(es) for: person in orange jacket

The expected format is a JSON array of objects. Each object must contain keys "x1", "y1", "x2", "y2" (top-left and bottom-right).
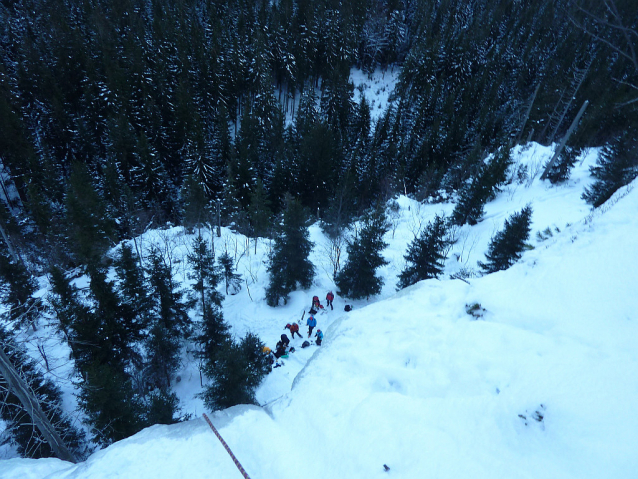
[{"x1": 285, "y1": 322, "x2": 303, "y2": 339}]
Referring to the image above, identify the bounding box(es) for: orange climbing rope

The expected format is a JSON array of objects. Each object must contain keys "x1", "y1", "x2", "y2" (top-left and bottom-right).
[{"x1": 202, "y1": 413, "x2": 253, "y2": 479}]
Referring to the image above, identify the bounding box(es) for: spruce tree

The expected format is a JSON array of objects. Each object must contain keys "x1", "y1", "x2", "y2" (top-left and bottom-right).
[
  {"x1": 218, "y1": 252, "x2": 242, "y2": 296},
  {"x1": 0, "y1": 252, "x2": 40, "y2": 331},
  {"x1": 147, "y1": 248, "x2": 192, "y2": 337},
  {"x1": 265, "y1": 196, "x2": 315, "y2": 306},
  {"x1": 195, "y1": 303, "x2": 231, "y2": 374},
  {"x1": 181, "y1": 174, "x2": 209, "y2": 233},
  {"x1": 397, "y1": 214, "x2": 453, "y2": 290},
  {"x1": 187, "y1": 234, "x2": 223, "y2": 315},
  {"x1": 85, "y1": 264, "x2": 141, "y2": 369},
  {"x1": 479, "y1": 205, "x2": 533, "y2": 274},
  {"x1": 146, "y1": 389, "x2": 184, "y2": 425},
  {"x1": 187, "y1": 233, "x2": 232, "y2": 375},
  {"x1": 64, "y1": 162, "x2": 116, "y2": 266},
  {"x1": 77, "y1": 360, "x2": 146, "y2": 446},
  {"x1": 144, "y1": 323, "x2": 182, "y2": 393},
  {"x1": 48, "y1": 267, "x2": 147, "y2": 446},
  {"x1": 451, "y1": 147, "x2": 513, "y2": 226},
  {"x1": 248, "y1": 178, "x2": 273, "y2": 254},
  {"x1": 102, "y1": 159, "x2": 137, "y2": 239},
  {"x1": 200, "y1": 332, "x2": 270, "y2": 411},
  {"x1": 145, "y1": 248, "x2": 192, "y2": 391},
  {"x1": 546, "y1": 146, "x2": 581, "y2": 184},
  {"x1": 113, "y1": 243, "x2": 152, "y2": 344},
  {"x1": 582, "y1": 132, "x2": 638, "y2": 207},
  {"x1": 48, "y1": 266, "x2": 100, "y2": 369},
  {"x1": 335, "y1": 210, "x2": 389, "y2": 300}
]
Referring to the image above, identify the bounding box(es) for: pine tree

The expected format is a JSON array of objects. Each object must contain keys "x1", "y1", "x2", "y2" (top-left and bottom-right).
[
  {"x1": 181, "y1": 174, "x2": 210, "y2": 233},
  {"x1": 582, "y1": 132, "x2": 638, "y2": 207},
  {"x1": 451, "y1": 147, "x2": 513, "y2": 226},
  {"x1": 77, "y1": 360, "x2": 146, "y2": 446},
  {"x1": 145, "y1": 389, "x2": 184, "y2": 425},
  {"x1": 85, "y1": 264, "x2": 141, "y2": 369},
  {"x1": 397, "y1": 214, "x2": 453, "y2": 290},
  {"x1": 147, "y1": 248, "x2": 192, "y2": 337},
  {"x1": 47, "y1": 266, "x2": 100, "y2": 369},
  {"x1": 144, "y1": 323, "x2": 182, "y2": 393},
  {"x1": 248, "y1": 178, "x2": 272, "y2": 254},
  {"x1": 131, "y1": 131, "x2": 173, "y2": 222},
  {"x1": 113, "y1": 243, "x2": 151, "y2": 343},
  {"x1": 0, "y1": 252, "x2": 40, "y2": 331},
  {"x1": 182, "y1": 124, "x2": 217, "y2": 199},
  {"x1": 479, "y1": 205, "x2": 533, "y2": 274},
  {"x1": 265, "y1": 196, "x2": 315, "y2": 306},
  {"x1": 321, "y1": 174, "x2": 357, "y2": 240},
  {"x1": 145, "y1": 248, "x2": 192, "y2": 391},
  {"x1": 546, "y1": 146, "x2": 581, "y2": 184},
  {"x1": 195, "y1": 302, "x2": 231, "y2": 374},
  {"x1": 335, "y1": 209, "x2": 389, "y2": 300},
  {"x1": 187, "y1": 233, "x2": 222, "y2": 315},
  {"x1": 200, "y1": 332, "x2": 270, "y2": 411},
  {"x1": 220, "y1": 165, "x2": 251, "y2": 234},
  {"x1": 64, "y1": 162, "x2": 116, "y2": 266},
  {"x1": 48, "y1": 266, "x2": 147, "y2": 446},
  {"x1": 218, "y1": 252, "x2": 242, "y2": 296},
  {"x1": 102, "y1": 159, "x2": 138, "y2": 240}
]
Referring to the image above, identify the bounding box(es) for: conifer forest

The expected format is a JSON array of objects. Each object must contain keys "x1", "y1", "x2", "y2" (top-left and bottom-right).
[{"x1": 0, "y1": 0, "x2": 637, "y2": 461}]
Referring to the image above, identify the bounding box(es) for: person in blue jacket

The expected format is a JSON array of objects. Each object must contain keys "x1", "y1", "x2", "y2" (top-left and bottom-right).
[
  {"x1": 306, "y1": 313, "x2": 317, "y2": 338},
  {"x1": 315, "y1": 329, "x2": 323, "y2": 346}
]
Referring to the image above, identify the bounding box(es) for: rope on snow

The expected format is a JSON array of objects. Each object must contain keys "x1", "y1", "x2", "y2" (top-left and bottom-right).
[{"x1": 202, "y1": 413, "x2": 253, "y2": 479}]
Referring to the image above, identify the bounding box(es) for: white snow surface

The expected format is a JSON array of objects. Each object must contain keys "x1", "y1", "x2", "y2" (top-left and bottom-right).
[{"x1": 2, "y1": 144, "x2": 638, "y2": 478}]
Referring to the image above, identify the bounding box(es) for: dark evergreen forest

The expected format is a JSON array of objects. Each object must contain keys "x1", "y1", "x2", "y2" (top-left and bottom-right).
[{"x1": 0, "y1": 0, "x2": 635, "y2": 268}]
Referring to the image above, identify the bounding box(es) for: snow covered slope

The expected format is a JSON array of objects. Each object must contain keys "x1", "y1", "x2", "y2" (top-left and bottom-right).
[{"x1": 2, "y1": 147, "x2": 638, "y2": 479}]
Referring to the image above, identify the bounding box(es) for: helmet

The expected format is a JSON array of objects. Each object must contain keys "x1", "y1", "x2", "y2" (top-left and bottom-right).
[
  {"x1": 285, "y1": 323, "x2": 291, "y2": 329},
  {"x1": 317, "y1": 329, "x2": 321, "y2": 333}
]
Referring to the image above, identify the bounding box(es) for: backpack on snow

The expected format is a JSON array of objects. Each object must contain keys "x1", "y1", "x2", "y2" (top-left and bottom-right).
[
  {"x1": 301, "y1": 341, "x2": 310, "y2": 349},
  {"x1": 344, "y1": 304, "x2": 352, "y2": 312}
]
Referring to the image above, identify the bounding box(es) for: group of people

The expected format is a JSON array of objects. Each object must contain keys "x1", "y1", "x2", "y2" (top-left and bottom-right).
[
  {"x1": 263, "y1": 292, "x2": 333, "y2": 368},
  {"x1": 310, "y1": 291, "x2": 334, "y2": 313}
]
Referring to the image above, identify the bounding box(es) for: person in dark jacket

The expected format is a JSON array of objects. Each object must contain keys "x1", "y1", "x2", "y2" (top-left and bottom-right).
[
  {"x1": 306, "y1": 313, "x2": 317, "y2": 338},
  {"x1": 315, "y1": 329, "x2": 324, "y2": 346},
  {"x1": 280, "y1": 333, "x2": 290, "y2": 348},
  {"x1": 274, "y1": 341, "x2": 287, "y2": 359},
  {"x1": 326, "y1": 291, "x2": 334, "y2": 310},
  {"x1": 285, "y1": 323, "x2": 303, "y2": 339}
]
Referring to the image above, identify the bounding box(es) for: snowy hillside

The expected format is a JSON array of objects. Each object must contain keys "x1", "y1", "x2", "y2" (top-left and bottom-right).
[{"x1": 2, "y1": 144, "x2": 638, "y2": 478}]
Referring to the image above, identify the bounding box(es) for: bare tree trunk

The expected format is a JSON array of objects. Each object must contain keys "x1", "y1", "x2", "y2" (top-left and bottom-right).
[
  {"x1": 539, "y1": 87, "x2": 566, "y2": 143},
  {"x1": 0, "y1": 347, "x2": 78, "y2": 463},
  {"x1": 515, "y1": 82, "x2": 541, "y2": 145},
  {"x1": 548, "y1": 55, "x2": 594, "y2": 144},
  {"x1": 541, "y1": 100, "x2": 589, "y2": 181},
  {"x1": 132, "y1": 236, "x2": 144, "y2": 271},
  {"x1": 216, "y1": 200, "x2": 221, "y2": 237}
]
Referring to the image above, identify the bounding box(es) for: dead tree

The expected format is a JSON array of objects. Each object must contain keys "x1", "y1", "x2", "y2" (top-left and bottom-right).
[
  {"x1": 540, "y1": 100, "x2": 590, "y2": 180},
  {"x1": 0, "y1": 346, "x2": 78, "y2": 463},
  {"x1": 515, "y1": 82, "x2": 541, "y2": 145}
]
